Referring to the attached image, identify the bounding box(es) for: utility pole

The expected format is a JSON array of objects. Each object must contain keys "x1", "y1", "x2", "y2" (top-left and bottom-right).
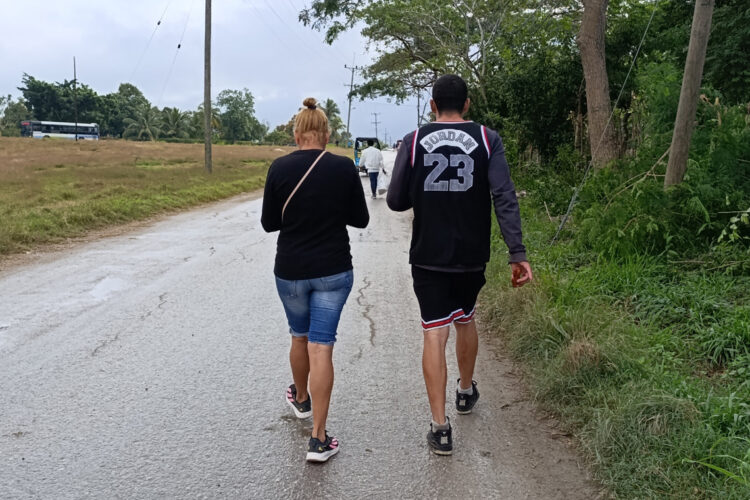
[
  {"x1": 73, "y1": 57, "x2": 78, "y2": 141},
  {"x1": 665, "y1": 0, "x2": 715, "y2": 188},
  {"x1": 204, "y1": 0, "x2": 213, "y2": 173},
  {"x1": 344, "y1": 64, "x2": 362, "y2": 140},
  {"x1": 371, "y1": 112, "x2": 381, "y2": 140},
  {"x1": 417, "y1": 93, "x2": 421, "y2": 127}
]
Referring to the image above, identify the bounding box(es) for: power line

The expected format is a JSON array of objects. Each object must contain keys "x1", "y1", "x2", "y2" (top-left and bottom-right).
[
  {"x1": 130, "y1": 0, "x2": 174, "y2": 82},
  {"x1": 551, "y1": 1, "x2": 660, "y2": 243},
  {"x1": 158, "y1": 0, "x2": 196, "y2": 107},
  {"x1": 260, "y1": 0, "x2": 345, "y2": 62},
  {"x1": 242, "y1": 0, "x2": 298, "y2": 56}
]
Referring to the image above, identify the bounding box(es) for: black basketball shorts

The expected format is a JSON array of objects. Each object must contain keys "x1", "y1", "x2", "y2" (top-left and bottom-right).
[{"x1": 411, "y1": 266, "x2": 487, "y2": 331}]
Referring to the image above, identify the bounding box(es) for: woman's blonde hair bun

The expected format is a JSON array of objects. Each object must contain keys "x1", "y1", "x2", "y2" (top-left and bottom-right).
[{"x1": 294, "y1": 97, "x2": 329, "y2": 143}]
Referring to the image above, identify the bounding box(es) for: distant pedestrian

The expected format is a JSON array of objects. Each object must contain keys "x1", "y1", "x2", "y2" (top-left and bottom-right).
[
  {"x1": 261, "y1": 97, "x2": 369, "y2": 462},
  {"x1": 359, "y1": 140, "x2": 386, "y2": 199},
  {"x1": 387, "y1": 75, "x2": 533, "y2": 455}
]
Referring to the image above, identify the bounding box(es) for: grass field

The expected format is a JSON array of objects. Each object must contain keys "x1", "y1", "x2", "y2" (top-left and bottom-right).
[{"x1": 0, "y1": 138, "x2": 351, "y2": 256}]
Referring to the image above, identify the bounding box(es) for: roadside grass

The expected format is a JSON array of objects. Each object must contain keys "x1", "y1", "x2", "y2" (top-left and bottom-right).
[
  {"x1": 481, "y1": 201, "x2": 750, "y2": 498},
  {"x1": 0, "y1": 138, "x2": 305, "y2": 255}
]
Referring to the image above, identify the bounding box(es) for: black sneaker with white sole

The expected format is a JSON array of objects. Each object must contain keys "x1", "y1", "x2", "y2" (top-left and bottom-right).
[
  {"x1": 455, "y1": 379, "x2": 479, "y2": 414},
  {"x1": 286, "y1": 384, "x2": 312, "y2": 419},
  {"x1": 426, "y1": 419, "x2": 453, "y2": 456},
  {"x1": 306, "y1": 433, "x2": 339, "y2": 462}
]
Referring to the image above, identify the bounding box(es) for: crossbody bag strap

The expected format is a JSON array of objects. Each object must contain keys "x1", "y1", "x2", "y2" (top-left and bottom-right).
[{"x1": 282, "y1": 150, "x2": 327, "y2": 221}]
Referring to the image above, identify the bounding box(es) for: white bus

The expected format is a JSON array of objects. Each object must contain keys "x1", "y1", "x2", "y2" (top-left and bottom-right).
[{"x1": 20, "y1": 120, "x2": 99, "y2": 140}]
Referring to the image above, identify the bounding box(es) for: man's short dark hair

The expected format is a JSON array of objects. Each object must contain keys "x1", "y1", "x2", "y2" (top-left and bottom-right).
[
  {"x1": 367, "y1": 140, "x2": 374, "y2": 146},
  {"x1": 432, "y1": 74, "x2": 468, "y2": 114}
]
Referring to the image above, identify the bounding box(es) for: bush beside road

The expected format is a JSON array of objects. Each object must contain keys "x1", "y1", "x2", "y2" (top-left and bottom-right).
[{"x1": 481, "y1": 197, "x2": 750, "y2": 498}]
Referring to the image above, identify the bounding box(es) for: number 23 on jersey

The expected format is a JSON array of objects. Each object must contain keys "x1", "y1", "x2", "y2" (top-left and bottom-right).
[{"x1": 423, "y1": 153, "x2": 475, "y2": 192}]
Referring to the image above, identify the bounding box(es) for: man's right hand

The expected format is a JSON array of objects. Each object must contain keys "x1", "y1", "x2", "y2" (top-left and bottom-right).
[{"x1": 510, "y1": 261, "x2": 533, "y2": 288}]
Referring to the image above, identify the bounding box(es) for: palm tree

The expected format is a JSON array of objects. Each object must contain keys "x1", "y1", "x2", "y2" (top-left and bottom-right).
[
  {"x1": 320, "y1": 98, "x2": 345, "y2": 143},
  {"x1": 161, "y1": 107, "x2": 189, "y2": 139},
  {"x1": 189, "y1": 104, "x2": 222, "y2": 139},
  {"x1": 320, "y1": 98, "x2": 341, "y2": 120},
  {"x1": 123, "y1": 105, "x2": 163, "y2": 141}
]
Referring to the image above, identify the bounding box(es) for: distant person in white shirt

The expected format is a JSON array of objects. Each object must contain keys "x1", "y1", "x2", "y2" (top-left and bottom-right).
[{"x1": 360, "y1": 140, "x2": 386, "y2": 199}]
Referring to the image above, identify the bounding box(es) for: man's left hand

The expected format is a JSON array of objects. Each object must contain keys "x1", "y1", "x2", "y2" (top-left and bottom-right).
[{"x1": 510, "y1": 261, "x2": 533, "y2": 288}]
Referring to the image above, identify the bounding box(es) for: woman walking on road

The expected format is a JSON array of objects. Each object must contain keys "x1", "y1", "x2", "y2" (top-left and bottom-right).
[{"x1": 261, "y1": 98, "x2": 369, "y2": 462}]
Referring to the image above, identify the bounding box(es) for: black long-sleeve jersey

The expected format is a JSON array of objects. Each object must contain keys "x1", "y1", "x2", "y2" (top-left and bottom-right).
[{"x1": 386, "y1": 121, "x2": 526, "y2": 267}]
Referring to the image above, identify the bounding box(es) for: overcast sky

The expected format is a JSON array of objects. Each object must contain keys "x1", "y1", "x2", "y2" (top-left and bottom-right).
[{"x1": 0, "y1": 0, "x2": 423, "y2": 143}]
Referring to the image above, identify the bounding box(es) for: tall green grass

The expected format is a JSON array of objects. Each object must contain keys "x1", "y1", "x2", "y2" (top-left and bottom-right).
[{"x1": 481, "y1": 202, "x2": 750, "y2": 498}]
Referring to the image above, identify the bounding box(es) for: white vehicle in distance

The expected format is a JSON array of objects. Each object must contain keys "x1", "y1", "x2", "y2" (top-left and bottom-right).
[{"x1": 20, "y1": 120, "x2": 100, "y2": 140}]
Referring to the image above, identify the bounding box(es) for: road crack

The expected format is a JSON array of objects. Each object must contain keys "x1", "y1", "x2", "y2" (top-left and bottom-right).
[
  {"x1": 356, "y1": 276, "x2": 376, "y2": 346},
  {"x1": 91, "y1": 331, "x2": 121, "y2": 357}
]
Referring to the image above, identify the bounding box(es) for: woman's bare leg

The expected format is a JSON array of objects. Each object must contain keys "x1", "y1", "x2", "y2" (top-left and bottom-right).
[{"x1": 308, "y1": 343, "x2": 334, "y2": 440}]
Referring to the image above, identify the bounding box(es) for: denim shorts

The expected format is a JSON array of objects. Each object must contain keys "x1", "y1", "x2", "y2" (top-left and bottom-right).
[{"x1": 274, "y1": 270, "x2": 354, "y2": 345}]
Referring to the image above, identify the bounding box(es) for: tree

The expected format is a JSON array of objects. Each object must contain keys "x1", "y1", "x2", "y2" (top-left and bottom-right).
[
  {"x1": 18, "y1": 74, "x2": 99, "y2": 123},
  {"x1": 319, "y1": 98, "x2": 340, "y2": 120},
  {"x1": 0, "y1": 95, "x2": 31, "y2": 136},
  {"x1": 216, "y1": 88, "x2": 265, "y2": 143},
  {"x1": 189, "y1": 104, "x2": 221, "y2": 139},
  {"x1": 123, "y1": 105, "x2": 163, "y2": 141},
  {"x1": 299, "y1": 0, "x2": 584, "y2": 154},
  {"x1": 266, "y1": 126, "x2": 293, "y2": 145},
  {"x1": 99, "y1": 83, "x2": 152, "y2": 138},
  {"x1": 161, "y1": 107, "x2": 190, "y2": 139},
  {"x1": 703, "y1": 0, "x2": 750, "y2": 104},
  {"x1": 577, "y1": 0, "x2": 618, "y2": 168},
  {"x1": 302, "y1": 1, "x2": 523, "y2": 112},
  {"x1": 665, "y1": 0, "x2": 715, "y2": 188},
  {"x1": 320, "y1": 98, "x2": 346, "y2": 143}
]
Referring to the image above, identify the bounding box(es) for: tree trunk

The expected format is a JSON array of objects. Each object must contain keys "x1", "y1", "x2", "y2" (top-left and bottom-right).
[
  {"x1": 664, "y1": 0, "x2": 715, "y2": 188},
  {"x1": 577, "y1": 0, "x2": 618, "y2": 168}
]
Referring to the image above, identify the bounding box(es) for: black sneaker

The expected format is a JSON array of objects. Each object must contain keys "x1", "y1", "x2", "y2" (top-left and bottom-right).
[
  {"x1": 455, "y1": 379, "x2": 479, "y2": 414},
  {"x1": 286, "y1": 384, "x2": 312, "y2": 419},
  {"x1": 306, "y1": 433, "x2": 340, "y2": 462},
  {"x1": 426, "y1": 418, "x2": 452, "y2": 456}
]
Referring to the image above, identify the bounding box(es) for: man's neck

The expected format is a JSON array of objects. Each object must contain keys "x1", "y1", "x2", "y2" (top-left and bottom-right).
[{"x1": 435, "y1": 113, "x2": 466, "y2": 123}]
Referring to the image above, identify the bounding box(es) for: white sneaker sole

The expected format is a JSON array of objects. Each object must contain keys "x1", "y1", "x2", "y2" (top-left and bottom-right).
[
  {"x1": 306, "y1": 446, "x2": 339, "y2": 462},
  {"x1": 286, "y1": 396, "x2": 312, "y2": 419},
  {"x1": 429, "y1": 447, "x2": 453, "y2": 456}
]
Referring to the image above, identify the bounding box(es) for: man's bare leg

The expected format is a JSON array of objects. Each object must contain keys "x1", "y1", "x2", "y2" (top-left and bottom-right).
[
  {"x1": 308, "y1": 343, "x2": 334, "y2": 441},
  {"x1": 289, "y1": 335, "x2": 310, "y2": 402},
  {"x1": 423, "y1": 326, "x2": 450, "y2": 424},
  {"x1": 455, "y1": 320, "x2": 478, "y2": 390}
]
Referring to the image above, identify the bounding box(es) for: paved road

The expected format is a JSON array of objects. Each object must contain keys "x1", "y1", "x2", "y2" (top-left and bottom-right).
[{"x1": 0, "y1": 160, "x2": 598, "y2": 499}]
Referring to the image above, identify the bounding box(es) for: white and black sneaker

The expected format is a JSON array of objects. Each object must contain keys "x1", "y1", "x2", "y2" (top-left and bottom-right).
[
  {"x1": 426, "y1": 418, "x2": 453, "y2": 456},
  {"x1": 286, "y1": 384, "x2": 312, "y2": 419},
  {"x1": 306, "y1": 433, "x2": 340, "y2": 462},
  {"x1": 455, "y1": 379, "x2": 479, "y2": 415}
]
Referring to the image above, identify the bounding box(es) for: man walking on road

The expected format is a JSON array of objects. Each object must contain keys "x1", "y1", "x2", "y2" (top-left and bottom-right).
[
  {"x1": 387, "y1": 74, "x2": 533, "y2": 455},
  {"x1": 360, "y1": 140, "x2": 386, "y2": 199}
]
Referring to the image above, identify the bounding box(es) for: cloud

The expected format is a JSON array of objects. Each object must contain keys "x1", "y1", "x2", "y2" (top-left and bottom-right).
[{"x1": 0, "y1": 0, "x2": 422, "y2": 139}]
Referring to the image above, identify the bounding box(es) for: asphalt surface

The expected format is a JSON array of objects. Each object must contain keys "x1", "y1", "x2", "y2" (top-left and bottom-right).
[{"x1": 0, "y1": 154, "x2": 598, "y2": 499}]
